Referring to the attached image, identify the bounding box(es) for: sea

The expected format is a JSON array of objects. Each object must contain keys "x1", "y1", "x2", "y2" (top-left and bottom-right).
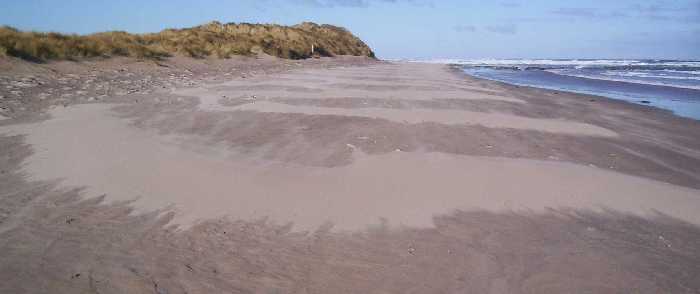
[{"x1": 421, "y1": 59, "x2": 700, "y2": 120}]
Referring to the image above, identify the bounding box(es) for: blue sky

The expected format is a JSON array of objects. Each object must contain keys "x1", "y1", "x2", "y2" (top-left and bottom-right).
[{"x1": 1, "y1": 0, "x2": 699, "y2": 59}]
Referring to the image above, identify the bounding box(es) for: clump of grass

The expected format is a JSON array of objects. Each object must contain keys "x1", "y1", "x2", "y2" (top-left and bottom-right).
[
  {"x1": 0, "y1": 26, "x2": 167, "y2": 61},
  {"x1": 0, "y1": 21, "x2": 375, "y2": 62}
]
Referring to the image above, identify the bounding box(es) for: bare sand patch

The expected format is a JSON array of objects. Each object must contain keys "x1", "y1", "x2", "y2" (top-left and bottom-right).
[
  {"x1": 178, "y1": 63, "x2": 523, "y2": 104},
  {"x1": 230, "y1": 101, "x2": 617, "y2": 137},
  {"x1": 168, "y1": 62, "x2": 633, "y2": 141},
  {"x1": 173, "y1": 64, "x2": 615, "y2": 137},
  {"x1": 186, "y1": 84, "x2": 521, "y2": 104},
  {"x1": 1, "y1": 104, "x2": 697, "y2": 231}
]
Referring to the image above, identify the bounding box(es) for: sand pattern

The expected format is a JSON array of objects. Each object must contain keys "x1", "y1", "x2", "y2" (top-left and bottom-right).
[
  {"x1": 2, "y1": 59, "x2": 700, "y2": 293},
  {"x1": 2, "y1": 63, "x2": 697, "y2": 231}
]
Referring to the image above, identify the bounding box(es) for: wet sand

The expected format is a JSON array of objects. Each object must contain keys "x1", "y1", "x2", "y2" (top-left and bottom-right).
[{"x1": 1, "y1": 57, "x2": 700, "y2": 293}]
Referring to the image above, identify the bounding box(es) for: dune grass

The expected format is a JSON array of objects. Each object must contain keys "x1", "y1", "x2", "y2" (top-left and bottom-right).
[{"x1": 0, "y1": 21, "x2": 375, "y2": 62}]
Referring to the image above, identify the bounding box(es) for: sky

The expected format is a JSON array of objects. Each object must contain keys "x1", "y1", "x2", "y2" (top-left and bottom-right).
[{"x1": 1, "y1": 0, "x2": 699, "y2": 60}]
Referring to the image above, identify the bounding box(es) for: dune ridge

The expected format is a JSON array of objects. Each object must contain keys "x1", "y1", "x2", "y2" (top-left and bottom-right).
[{"x1": 0, "y1": 21, "x2": 376, "y2": 61}]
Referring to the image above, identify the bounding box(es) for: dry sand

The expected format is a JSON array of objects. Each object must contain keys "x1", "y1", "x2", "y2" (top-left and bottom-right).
[
  {"x1": 1, "y1": 57, "x2": 700, "y2": 293},
  {"x1": 228, "y1": 101, "x2": 617, "y2": 137},
  {"x1": 1, "y1": 99, "x2": 696, "y2": 231}
]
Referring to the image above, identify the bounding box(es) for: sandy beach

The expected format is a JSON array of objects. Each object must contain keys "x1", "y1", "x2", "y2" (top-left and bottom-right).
[{"x1": 1, "y1": 57, "x2": 700, "y2": 293}]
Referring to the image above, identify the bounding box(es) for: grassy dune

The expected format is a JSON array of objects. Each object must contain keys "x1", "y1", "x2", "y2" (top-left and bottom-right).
[{"x1": 0, "y1": 21, "x2": 376, "y2": 61}]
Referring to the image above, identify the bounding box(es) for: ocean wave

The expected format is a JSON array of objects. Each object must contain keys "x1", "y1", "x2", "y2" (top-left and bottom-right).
[
  {"x1": 663, "y1": 69, "x2": 700, "y2": 75},
  {"x1": 418, "y1": 59, "x2": 700, "y2": 71},
  {"x1": 548, "y1": 72, "x2": 700, "y2": 90},
  {"x1": 461, "y1": 63, "x2": 700, "y2": 120},
  {"x1": 419, "y1": 58, "x2": 641, "y2": 66},
  {"x1": 598, "y1": 70, "x2": 700, "y2": 81}
]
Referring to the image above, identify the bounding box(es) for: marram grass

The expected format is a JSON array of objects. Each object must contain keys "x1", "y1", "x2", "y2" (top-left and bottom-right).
[{"x1": 0, "y1": 21, "x2": 375, "y2": 61}]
